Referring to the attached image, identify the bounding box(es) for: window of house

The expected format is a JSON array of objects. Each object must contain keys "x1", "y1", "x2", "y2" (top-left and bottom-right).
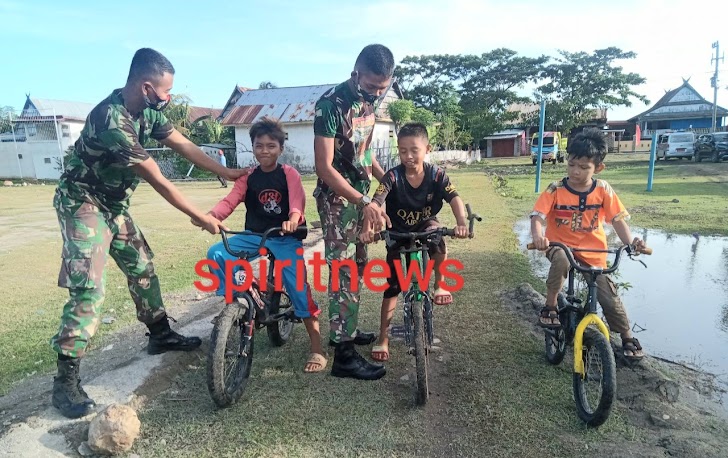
[
  {"x1": 44, "y1": 157, "x2": 51, "y2": 164},
  {"x1": 62, "y1": 124, "x2": 70, "y2": 138}
]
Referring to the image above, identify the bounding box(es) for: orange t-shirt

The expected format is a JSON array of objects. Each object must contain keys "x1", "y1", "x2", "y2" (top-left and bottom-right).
[{"x1": 531, "y1": 178, "x2": 629, "y2": 268}]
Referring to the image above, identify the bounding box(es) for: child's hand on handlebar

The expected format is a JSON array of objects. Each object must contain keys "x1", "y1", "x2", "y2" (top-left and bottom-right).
[
  {"x1": 533, "y1": 235, "x2": 550, "y2": 251},
  {"x1": 632, "y1": 237, "x2": 646, "y2": 253},
  {"x1": 454, "y1": 225, "x2": 468, "y2": 238},
  {"x1": 359, "y1": 230, "x2": 378, "y2": 244},
  {"x1": 280, "y1": 219, "x2": 299, "y2": 235}
]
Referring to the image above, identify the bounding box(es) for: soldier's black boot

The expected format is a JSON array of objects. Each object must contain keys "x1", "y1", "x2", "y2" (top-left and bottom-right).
[
  {"x1": 146, "y1": 315, "x2": 202, "y2": 355},
  {"x1": 328, "y1": 330, "x2": 376, "y2": 347},
  {"x1": 331, "y1": 341, "x2": 386, "y2": 380},
  {"x1": 52, "y1": 355, "x2": 96, "y2": 419}
]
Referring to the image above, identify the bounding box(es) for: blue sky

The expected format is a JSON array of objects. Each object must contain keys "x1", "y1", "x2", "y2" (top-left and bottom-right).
[{"x1": 1, "y1": 0, "x2": 726, "y2": 121}]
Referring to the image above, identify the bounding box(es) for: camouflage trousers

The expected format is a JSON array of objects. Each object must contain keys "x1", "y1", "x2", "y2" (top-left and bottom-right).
[
  {"x1": 50, "y1": 191, "x2": 166, "y2": 358},
  {"x1": 315, "y1": 189, "x2": 368, "y2": 343}
]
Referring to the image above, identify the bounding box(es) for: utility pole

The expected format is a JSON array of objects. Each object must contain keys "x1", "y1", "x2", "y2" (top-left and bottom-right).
[{"x1": 711, "y1": 41, "x2": 724, "y2": 131}]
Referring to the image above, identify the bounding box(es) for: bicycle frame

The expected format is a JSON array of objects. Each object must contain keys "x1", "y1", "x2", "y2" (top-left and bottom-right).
[
  {"x1": 398, "y1": 242, "x2": 433, "y2": 347},
  {"x1": 543, "y1": 243, "x2": 636, "y2": 377}
]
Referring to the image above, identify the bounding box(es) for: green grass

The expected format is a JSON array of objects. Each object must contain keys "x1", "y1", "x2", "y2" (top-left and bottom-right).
[
  {"x1": 3, "y1": 161, "x2": 726, "y2": 456},
  {"x1": 479, "y1": 154, "x2": 728, "y2": 236}
]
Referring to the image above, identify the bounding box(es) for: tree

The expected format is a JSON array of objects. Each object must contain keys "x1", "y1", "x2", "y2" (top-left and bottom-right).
[
  {"x1": 396, "y1": 50, "x2": 547, "y2": 141},
  {"x1": 386, "y1": 99, "x2": 414, "y2": 131},
  {"x1": 190, "y1": 117, "x2": 234, "y2": 145},
  {"x1": 530, "y1": 47, "x2": 649, "y2": 133},
  {"x1": 0, "y1": 106, "x2": 16, "y2": 134},
  {"x1": 259, "y1": 81, "x2": 278, "y2": 89}
]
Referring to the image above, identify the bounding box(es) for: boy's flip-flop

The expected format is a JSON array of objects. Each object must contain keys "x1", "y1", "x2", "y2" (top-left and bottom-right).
[
  {"x1": 622, "y1": 338, "x2": 645, "y2": 361},
  {"x1": 433, "y1": 292, "x2": 453, "y2": 305},
  {"x1": 303, "y1": 353, "x2": 328, "y2": 373},
  {"x1": 371, "y1": 345, "x2": 389, "y2": 362}
]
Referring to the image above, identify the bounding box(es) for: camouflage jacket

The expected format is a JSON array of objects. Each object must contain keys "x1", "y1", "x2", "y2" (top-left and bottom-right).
[
  {"x1": 313, "y1": 82, "x2": 376, "y2": 196},
  {"x1": 56, "y1": 89, "x2": 173, "y2": 213}
]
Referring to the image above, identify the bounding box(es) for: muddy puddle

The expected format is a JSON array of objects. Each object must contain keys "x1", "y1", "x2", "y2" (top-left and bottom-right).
[{"x1": 515, "y1": 218, "x2": 728, "y2": 384}]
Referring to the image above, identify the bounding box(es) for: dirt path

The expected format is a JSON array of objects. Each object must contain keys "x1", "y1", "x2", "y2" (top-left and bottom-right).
[{"x1": 0, "y1": 230, "x2": 325, "y2": 457}]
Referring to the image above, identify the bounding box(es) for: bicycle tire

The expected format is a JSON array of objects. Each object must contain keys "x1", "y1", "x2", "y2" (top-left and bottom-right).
[
  {"x1": 207, "y1": 298, "x2": 255, "y2": 408},
  {"x1": 412, "y1": 299, "x2": 429, "y2": 405},
  {"x1": 572, "y1": 328, "x2": 616, "y2": 427},
  {"x1": 267, "y1": 291, "x2": 295, "y2": 346},
  {"x1": 544, "y1": 327, "x2": 566, "y2": 365}
]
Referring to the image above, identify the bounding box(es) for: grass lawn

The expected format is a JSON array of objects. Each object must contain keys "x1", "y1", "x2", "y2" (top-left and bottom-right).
[{"x1": 2, "y1": 156, "x2": 727, "y2": 456}]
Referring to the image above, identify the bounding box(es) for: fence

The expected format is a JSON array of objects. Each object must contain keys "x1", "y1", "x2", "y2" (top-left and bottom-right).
[{"x1": 0, "y1": 111, "x2": 67, "y2": 180}]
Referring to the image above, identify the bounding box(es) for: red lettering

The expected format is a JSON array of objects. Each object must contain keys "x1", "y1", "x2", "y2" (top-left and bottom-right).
[
  {"x1": 258, "y1": 252, "x2": 268, "y2": 292},
  {"x1": 393, "y1": 259, "x2": 434, "y2": 292},
  {"x1": 193, "y1": 260, "x2": 219, "y2": 293},
  {"x1": 310, "y1": 251, "x2": 328, "y2": 292},
  {"x1": 274, "y1": 259, "x2": 291, "y2": 291},
  {"x1": 363, "y1": 259, "x2": 390, "y2": 292},
  {"x1": 296, "y1": 257, "x2": 305, "y2": 292},
  {"x1": 331, "y1": 259, "x2": 358, "y2": 292},
  {"x1": 438, "y1": 259, "x2": 464, "y2": 292},
  {"x1": 224, "y1": 260, "x2": 253, "y2": 303}
]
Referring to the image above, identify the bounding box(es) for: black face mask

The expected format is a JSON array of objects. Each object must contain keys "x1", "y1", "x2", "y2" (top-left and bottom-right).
[
  {"x1": 143, "y1": 85, "x2": 170, "y2": 112},
  {"x1": 354, "y1": 74, "x2": 380, "y2": 104}
]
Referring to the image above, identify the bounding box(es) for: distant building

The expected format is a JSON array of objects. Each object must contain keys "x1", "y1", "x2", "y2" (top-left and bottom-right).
[
  {"x1": 628, "y1": 78, "x2": 727, "y2": 134},
  {"x1": 219, "y1": 83, "x2": 403, "y2": 171},
  {"x1": 0, "y1": 96, "x2": 94, "y2": 180}
]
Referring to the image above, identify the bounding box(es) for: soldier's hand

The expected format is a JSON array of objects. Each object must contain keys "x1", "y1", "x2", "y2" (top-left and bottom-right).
[
  {"x1": 199, "y1": 214, "x2": 229, "y2": 235},
  {"x1": 224, "y1": 167, "x2": 251, "y2": 181}
]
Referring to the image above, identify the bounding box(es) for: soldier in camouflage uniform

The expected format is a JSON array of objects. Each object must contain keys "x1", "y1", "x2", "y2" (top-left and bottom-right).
[
  {"x1": 313, "y1": 44, "x2": 395, "y2": 381},
  {"x1": 50, "y1": 48, "x2": 248, "y2": 419}
]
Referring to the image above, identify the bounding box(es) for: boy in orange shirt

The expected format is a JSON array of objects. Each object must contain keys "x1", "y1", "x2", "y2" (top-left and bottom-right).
[{"x1": 530, "y1": 128, "x2": 645, "y2": 360}]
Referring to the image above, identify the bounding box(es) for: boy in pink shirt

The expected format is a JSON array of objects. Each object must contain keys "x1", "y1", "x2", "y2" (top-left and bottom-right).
[{"x1": 202, "y1": 118, "x2": 325, "y2": 372}]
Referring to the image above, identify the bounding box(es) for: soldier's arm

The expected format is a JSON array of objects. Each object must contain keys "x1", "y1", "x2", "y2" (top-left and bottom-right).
[
  {"x1": 160, "y1": 130, "x2": 249, "y2": 181},
  {"x1": 313, "y1": 135, "x2": 365, "y2": 203},
  {"x1": 133, "y1": 157, "x2": 228, "y2": 233}
]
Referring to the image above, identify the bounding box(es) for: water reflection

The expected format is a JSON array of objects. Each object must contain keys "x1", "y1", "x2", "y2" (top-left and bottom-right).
[{"x1": 514, "y1": 218, "x2": 728, "y2": 382}]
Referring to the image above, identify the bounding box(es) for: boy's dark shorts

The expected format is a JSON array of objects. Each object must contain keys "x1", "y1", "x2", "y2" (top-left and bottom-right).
[{"x1": 384, "y1": 219, "x2": 446, "y2": 298}]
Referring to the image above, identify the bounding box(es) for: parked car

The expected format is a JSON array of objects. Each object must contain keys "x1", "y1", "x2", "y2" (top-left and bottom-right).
[
  {"x1": 656, "y1": 131, "x2": 695, "y2": 160},
  {"x1": 693, "y1": 133, "x2": 728, "y2": 163}
]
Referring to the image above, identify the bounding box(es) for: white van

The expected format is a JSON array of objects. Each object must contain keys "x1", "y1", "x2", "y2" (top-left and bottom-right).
[{"x1": 656, "y1": 131, "x2": 695, "y2": 160}]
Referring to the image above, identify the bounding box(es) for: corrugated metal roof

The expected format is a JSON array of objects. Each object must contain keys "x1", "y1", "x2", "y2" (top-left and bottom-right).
[
  {"x1": 221, "y1": 84, "x2": 336, "y2": 126},
  {"x1": 25, "y1": 98, "x2": 95, "y2": 121}
]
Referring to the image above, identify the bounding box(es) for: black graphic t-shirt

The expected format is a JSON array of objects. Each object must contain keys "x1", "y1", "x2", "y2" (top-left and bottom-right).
[
  {"x1": 372, "y1": 163, "x2": 459, "y2": 233},
  {"x1": 210, "y1": 164, "x2": 307, "y2": 240}
]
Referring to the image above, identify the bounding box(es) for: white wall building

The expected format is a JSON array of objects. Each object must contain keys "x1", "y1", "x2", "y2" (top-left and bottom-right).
[
  {"x1": 0, "y1": 97, "x2": 94, "y2": 180},
  {"x1": 220, "y1": 83, "x2": 402, "y2": 172}
]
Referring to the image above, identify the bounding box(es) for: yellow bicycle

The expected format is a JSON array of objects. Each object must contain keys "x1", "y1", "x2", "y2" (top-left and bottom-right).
[{"x1": 527, "y1": 241, "x2": 651, "y2": 426}]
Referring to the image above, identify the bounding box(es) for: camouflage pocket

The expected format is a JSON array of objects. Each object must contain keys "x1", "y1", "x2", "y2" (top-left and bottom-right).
[{"x1": 58, "y1": 240, "x2": 98, "y2": 289}]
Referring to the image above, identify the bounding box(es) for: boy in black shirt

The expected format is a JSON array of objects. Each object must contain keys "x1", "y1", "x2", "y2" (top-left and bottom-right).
[
  {"x1": 201, "y1": 118, "x2": 325, "y2": 373},
  {"x1": 361, "y1": 123, "x2": 468, "y2": 361}
]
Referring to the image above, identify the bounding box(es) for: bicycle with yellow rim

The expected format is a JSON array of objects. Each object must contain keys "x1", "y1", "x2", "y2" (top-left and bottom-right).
[{"x1": 527, "y1": 241, "x2": 652, "y2": 427}]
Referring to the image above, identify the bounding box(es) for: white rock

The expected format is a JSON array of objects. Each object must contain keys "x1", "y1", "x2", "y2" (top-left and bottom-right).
[
  {"x1": 102, "y1": 344, "x2": 114, "y2": 352},
  {"x1": 87, "y1": 404, "x2": 141, "y2": 455},
  {"x1": 400, "y1": 374, "x2": 410, "y2": 382},
  {"x1": 102, "y1": 317, "x2": 116, "y2": 325},
  {"x1": 433, "y1": 338, "x2": 441, "y2": 344},
  {"x1": 662, "y1": 414, "x2": 671, "y2": 420}
]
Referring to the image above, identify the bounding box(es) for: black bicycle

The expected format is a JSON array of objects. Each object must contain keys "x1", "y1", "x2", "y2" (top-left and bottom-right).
[
  {"x1": 206, "y1": 226, "x2": 306, "y2": 408},
  {"x1": 527, "y1": 241, "x2": 651, "y2": 426},
  {"x1": 377, "y1": 204, "x2": 482, "y2": 405}
]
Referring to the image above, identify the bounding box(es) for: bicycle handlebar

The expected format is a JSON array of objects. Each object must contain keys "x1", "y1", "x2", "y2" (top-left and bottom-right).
[
  {"x1": 526, "y1": 241, "x2": 652, "y2": 274},
  {"x1": 374, "y1": 203, "x2": 483, "y2": 243},
  {"x1": 220, "y1": 226, "x2": 308, "y2": 258}
]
